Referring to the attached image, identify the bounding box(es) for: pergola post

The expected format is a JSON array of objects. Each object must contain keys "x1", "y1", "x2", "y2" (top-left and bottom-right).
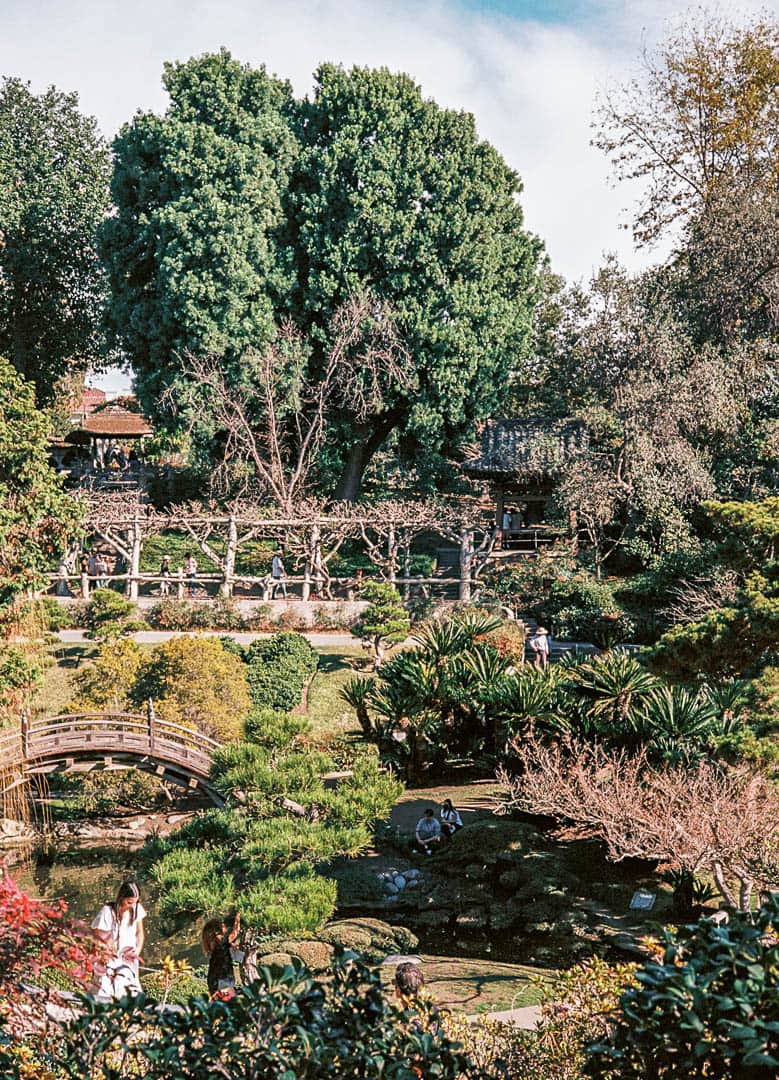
[
  {"x1": 128, "y1": 516, "x2": 142, "y2": 601},
  {"x1": 458, "y1": 527, "x2": 473, "y2": 601},
  {"x1": 223, "y1": 516, "x2": 237, "y2": 597}
]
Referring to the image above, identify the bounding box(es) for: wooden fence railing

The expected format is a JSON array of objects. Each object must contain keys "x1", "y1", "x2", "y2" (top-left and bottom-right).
[{"x1": 0, "y1": 711, "x2": 222, "y2": 785}]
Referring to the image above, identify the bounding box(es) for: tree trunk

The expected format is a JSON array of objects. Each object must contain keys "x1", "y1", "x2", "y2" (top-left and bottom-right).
[{"x1": 332, "y1": 413, "x2": 400, "y2": 502}]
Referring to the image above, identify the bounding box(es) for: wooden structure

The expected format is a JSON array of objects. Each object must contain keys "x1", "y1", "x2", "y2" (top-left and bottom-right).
[
  {"x1": 461, "y1": 417, "x2": 588, "y2": 550},
  {"x1": 54, "y1": 500, "x2": 498, "y2": 602},
  {"x1": 0, "y1": 710, "x2": 224, "y2": 807}
]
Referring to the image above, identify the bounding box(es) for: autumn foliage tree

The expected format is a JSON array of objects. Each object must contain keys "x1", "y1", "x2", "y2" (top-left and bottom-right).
[
  {"x1": 501, "y1": 738, "x2": 779, "y2": 911},
  {"x1": 131, "y1": 636, "x2": 250, "y2": 741}
]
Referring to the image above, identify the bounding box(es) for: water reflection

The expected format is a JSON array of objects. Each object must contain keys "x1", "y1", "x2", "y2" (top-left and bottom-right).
[{"x1": 13, "y1": 848, "x2": 203, "y2": 968}]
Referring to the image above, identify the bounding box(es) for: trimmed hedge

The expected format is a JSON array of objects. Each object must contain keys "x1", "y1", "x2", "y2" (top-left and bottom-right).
[{"x1": 245, "y1": 633, "x2": 318, "y2": 712}]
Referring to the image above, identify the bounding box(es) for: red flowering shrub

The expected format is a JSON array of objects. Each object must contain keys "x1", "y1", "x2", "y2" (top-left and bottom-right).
[{"x1": 0, "y1": 867, "x2": 100, "y2": 1076}]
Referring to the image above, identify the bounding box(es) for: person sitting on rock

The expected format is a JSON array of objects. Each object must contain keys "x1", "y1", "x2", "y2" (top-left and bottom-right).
[
  {"x1": 413, "y1": 808, "x2": 441, "y2": 855},
  {"x1": 440, "y1": 799, "x2": 463, "y2": 837}
]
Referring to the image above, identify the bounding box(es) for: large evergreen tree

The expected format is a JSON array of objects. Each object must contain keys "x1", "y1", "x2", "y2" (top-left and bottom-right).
[
  {"x1": 102, "y1": 50, "x2": 298, "y2": 416},
  {"x1": 103, "y1": 52, "x2": 542, "y2": 499},
  {"x1": 0, "y1": 78, "x2": 110, "y2": 403},
  {"x1": 289, "y1": 64, "x2": 542, "y2": 498}
]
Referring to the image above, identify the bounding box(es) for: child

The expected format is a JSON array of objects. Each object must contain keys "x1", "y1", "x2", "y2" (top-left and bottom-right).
[{"x1": 202, "y1": 910, "x2": 241, "y2": 998}]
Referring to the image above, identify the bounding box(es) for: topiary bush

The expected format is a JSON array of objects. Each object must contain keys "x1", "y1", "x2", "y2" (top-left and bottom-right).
[
  {"x1": 245, "y1": 632, "x2": 318, "y2": 711},
  {"x1": 85, "y1": 588, "x2": 146, "y2": 641}
]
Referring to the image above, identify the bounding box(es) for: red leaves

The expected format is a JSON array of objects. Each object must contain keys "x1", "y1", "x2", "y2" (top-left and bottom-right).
[{"x1": 0, "y1": 866, "x2": 100, "y2": 990}]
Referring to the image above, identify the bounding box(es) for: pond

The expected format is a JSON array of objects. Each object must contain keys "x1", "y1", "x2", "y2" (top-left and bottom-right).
[{"x1": 12, "y1": 847, "x2": 204, "y2": 969}]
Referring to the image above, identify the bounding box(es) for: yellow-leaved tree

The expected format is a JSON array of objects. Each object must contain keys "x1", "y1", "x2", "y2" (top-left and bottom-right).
[{"x1": 130, "y1": 636, "x2": 249, "y2": 742}]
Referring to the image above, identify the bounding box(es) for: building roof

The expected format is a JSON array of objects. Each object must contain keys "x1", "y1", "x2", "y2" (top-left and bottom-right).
[
  {"x1": 81, "y1": 387, "x2": 107, "y2": 410},
  {"x1": 70, "y1": 406, "x2": 153, "y2": 439},
  {"x1": 461, "y1": 417, "x2": 588, "y2": 480}
]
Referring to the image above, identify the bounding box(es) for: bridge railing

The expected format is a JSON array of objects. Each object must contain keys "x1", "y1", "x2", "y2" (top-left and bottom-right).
[{"x1": 0, "y1": 712, "x2": 222, "y2": 779}]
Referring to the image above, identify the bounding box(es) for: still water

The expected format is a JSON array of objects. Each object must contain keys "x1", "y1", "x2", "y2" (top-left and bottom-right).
[{"x1": 12, "y1": 847, "x2": 204, "y2": 970}]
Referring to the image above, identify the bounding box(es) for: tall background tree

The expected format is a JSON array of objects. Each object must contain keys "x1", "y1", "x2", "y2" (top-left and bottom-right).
[
  {"x1": 103, "y1": 51, "x2": 543, "y2": 500},
  {"x1": 0, "y1": 78, "x2": 110, "y2": 404},
  {"x1": 288, "y1": 63, "x2": 542, "y2": 498}
]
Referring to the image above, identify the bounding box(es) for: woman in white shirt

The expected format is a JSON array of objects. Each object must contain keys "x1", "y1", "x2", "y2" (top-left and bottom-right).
[
  {"x1": 91, "y1": 880, "x2": 146, "y2": 999},
  {"x1": 440, "y1": 799, "x2": 463, "y2": 837}
]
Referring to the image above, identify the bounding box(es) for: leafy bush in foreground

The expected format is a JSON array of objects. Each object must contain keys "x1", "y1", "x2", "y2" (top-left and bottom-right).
[
  {"x1": 49, "y1": 955, "x2": 476, "y2": 1080},
  {"x1": 587, "y1": 895, "x2": 779, "y2": 1078}
]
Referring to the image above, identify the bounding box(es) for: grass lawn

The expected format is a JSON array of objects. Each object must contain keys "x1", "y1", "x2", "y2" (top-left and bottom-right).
[
  {"x1": 305, "y1": 646, "x2": 368, "y2": 737},
  {"x1": 35, "y1": 643, "x2": 97, "y2": 717}
]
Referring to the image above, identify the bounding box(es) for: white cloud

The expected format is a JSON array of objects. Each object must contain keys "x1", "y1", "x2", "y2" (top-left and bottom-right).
[{"x1": 1, "y1": 0, "x2": 743, "y2": 286}]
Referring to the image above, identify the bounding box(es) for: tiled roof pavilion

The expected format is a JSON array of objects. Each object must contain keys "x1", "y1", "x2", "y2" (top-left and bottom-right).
[{"x1": 461, "y1": 417, "x2": 588, "y2": 481}]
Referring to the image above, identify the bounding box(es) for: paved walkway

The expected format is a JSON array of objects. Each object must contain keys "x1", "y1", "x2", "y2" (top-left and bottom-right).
[
  {"x1": 57, "y1": 629, "x2": 363, "y2": 647},
  {"x1": 480, "y1": 1005, "x2": 541, "y2": 1028}
]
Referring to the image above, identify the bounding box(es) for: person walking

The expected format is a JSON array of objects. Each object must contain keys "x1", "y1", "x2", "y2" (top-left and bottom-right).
[
  {"x1": 159, "y1": 555, "x2": 172, "y2": 597},
  {"x1": 271, "y1": 550, "x2": 288, "y2": 599},
  {"x1": 96, "y1": 553, "x2": 109, "y2": 590},
  {"x1": 91, "y1": 880, "x2": 146, "y2": 1000},
  {"x1": 529, "y1": 626, "x2": 550, "y2": 670},
  {"x1": 184, "y1": 552, "x2": 198, "y2": 597}
]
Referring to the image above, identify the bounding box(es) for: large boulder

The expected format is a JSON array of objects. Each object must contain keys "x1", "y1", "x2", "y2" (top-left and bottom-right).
[{"x1": 319, "y1": 917, "x2": 418, "y2": 963}]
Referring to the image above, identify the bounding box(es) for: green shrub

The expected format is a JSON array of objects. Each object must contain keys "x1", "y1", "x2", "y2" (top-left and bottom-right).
[
  {"x1": 219, "y1": 635, "x2": 246, "y2": 660},
  {"x1": 36, "y1": 595, "x2": 73, "y2": 631},
  {"x1": 587, "y1": 895, "x2": 779, "y2": 1078},
  {"x1": 245, "y1": 632, "x2": 318, "y2": 675},
  {"x1": 244, "y1": 707, "x2": 311, "y2": 747},
  {"x1": 74, "y1": 769, "x2": 167, "y2": 815},
  {"x1": 245, "y1": 632, "x2": 318, "y2": 711},
  {"x1": 56, "y1": 955, "x2": 472, "y2": 1079},
  {"x1": 246, "y1": 662, "x2": 306, "y2": 711},
  {"x1": 85, "y1": 588, "x2": 145, "y2": 641},
  {"x1": 147, "y1": 597, "x2": 246, "y2": 631}
]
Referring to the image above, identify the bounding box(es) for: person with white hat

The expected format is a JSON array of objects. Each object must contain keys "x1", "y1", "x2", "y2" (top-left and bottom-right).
[{"x1": 529, "y1": 626, "x2": 550, "y2": 669}]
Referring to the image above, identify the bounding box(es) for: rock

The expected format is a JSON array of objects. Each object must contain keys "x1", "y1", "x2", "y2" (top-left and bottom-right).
[
  {"x1": 0, "y1": 818, "x2": 32, "y2": 838},
  {"x1": 393, "y1": 875, "x2": 406, "y2": 889},
  {"x1": 384, "y1": 881, "x2": 399, "y2": 895},
  {"x1": 166, "y1": 814, "x2": 189, "y2": 824},
  {"x1": 266, "y1": 940, "x2": 334, "y2": 971},
  {"x1": 404, "y1": 868, "x2": 420, "y2": 881},
  {"x1": 404, "y1": 878, "x2": 419, "y2": 888},
  {"x1": 319, "y1": 918, "x2": 418, "y2": 962},
  {"x1": 258, "y1": 951, "x2": 294, "y2": 969},
  {"x1": 456, "y1": 909, "x2": 487, "y2": 929}
]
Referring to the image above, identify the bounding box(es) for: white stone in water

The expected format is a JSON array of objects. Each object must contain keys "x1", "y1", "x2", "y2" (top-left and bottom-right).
[
  {"x1": 393, "y1": 875, "x2": 406, "y2": 889},
  {"x1": 404, "y1": 878, "x2": 419, "y2": 888},
  {"x1": 404, "y1": 868, "x2": 420, "y2": 880},
  {"x1": 384, "y1": 881, "x2": 400, "y2": 895}
]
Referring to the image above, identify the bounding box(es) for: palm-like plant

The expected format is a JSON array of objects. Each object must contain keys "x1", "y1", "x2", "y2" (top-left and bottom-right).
[
  {"x1": 411, "y1": 611, "x2": 502, "y2": 660},
  {"x1": 339, "y1": 677, "x2": 377, "y2": 736},
  {"x1": 568, "y1": 652, "x2": 660, "y2": 732}
]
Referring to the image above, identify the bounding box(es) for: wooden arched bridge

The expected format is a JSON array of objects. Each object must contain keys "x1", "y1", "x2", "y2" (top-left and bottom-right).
[{"x1": 0, "y1": 710, "x2": 225, "y2": 807}]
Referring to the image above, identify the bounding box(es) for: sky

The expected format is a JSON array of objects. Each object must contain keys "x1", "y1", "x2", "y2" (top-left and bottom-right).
[{"x1": 0, "y1": 0, "x2": 757, "y2": 390}]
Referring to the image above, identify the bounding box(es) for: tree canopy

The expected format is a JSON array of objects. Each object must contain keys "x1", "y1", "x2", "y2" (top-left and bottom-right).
[
  {"x1": 103, "y1": 51, "x2": 543, "y2": 500},
  {"x1": 0, "y1": 78, "x2": 110, "y2": 402},
  {"x1": 0, "y1": 357, "x2": 82, "y2": 604}
]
